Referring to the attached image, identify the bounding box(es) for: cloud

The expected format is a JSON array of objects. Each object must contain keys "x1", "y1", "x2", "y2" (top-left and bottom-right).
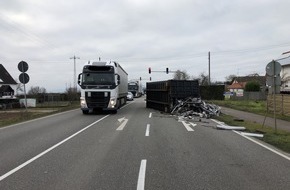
[{"x1": 0, "y1": 0, "x2": 290, "y2": 92}]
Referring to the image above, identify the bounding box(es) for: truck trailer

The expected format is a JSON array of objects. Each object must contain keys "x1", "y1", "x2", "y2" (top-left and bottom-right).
[{"x1": 78, "y1": 60, "x2": 128, "y2": 114}]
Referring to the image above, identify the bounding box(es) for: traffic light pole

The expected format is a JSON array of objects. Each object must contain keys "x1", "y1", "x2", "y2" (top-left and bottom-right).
[{"x1": 149, "y1": 67, "x2": 173, "y2": 74}]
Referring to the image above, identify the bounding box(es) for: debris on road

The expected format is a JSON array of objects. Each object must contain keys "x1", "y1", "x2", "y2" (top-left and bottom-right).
[
  {"x1": 211, "y1": 118, "x2": 246, "y2": 131},
  {"x1": 216, "y1": 124, "x2": 246, "y2": 131},
  {"x1": 171, "y1": 97, "x2": 221, "y2": 119},
  {"x1": 240, "y1": 132, "x2": 264, "y2": 138}
]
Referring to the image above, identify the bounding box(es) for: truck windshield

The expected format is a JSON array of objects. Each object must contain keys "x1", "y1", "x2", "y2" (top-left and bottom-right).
[
  {"x1": 128, "y1": 84, "x2": 138, "y2": 90},
  {"x1": 82, "y1": 73, "x2": 115, "y2": 85}
]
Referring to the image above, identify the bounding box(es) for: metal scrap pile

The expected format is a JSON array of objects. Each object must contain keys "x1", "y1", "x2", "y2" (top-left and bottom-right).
[{"x1": 171, "y1": 97, "x2": 221, "y2": 119}]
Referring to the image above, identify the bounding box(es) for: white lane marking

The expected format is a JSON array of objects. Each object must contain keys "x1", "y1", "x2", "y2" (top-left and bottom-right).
[
  {"x1": 233, "y1": 130, "x2": 290, "y2": 161},
  {"x1": 116, "y1": 117, "x2": 129, "y2": 131},
  {"x1": 181, "y1": 121, "x2": 194, "y2": 131},
  {"x1": 149, "y1": 112, "x2": 152, "y2": 118},
  {"x1": 145, "y1": 124, "x2": 150, "y2": 136},
  {"x1": 0, "y1": 115, "x2": 110, "y2": 182},
  {"x1": 137, "y1": 159, "x2": 147, "y2": 190}
]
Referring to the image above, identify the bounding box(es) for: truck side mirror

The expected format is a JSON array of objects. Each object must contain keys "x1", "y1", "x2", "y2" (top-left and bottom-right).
[
  {"x1": 116, "y1": 74, "x2": 120, "y2": 85},
  {"x1": 78, "y1": 73, "x2": 81, "y2": 85}
]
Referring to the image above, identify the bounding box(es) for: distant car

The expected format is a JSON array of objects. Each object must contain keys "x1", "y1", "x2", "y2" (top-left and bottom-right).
[{"x1": 127, "y1": 92, "x2": 134, "y2": 101}]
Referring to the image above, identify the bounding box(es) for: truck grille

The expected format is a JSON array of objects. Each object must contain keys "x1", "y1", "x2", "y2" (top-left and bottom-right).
[{"x1": 85, "y1": 92, "x2": 110, "y2": 108}]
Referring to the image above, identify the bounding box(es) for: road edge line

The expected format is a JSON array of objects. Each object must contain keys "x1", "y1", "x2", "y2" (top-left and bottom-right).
[{"x1": 233, "y1": 130, "x2": 290, "y2": 161}]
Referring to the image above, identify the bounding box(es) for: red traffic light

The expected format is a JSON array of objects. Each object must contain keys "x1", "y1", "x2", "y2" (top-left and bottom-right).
[{"x1": 148, "y1": 67, "x2": 151, "y2": 74}]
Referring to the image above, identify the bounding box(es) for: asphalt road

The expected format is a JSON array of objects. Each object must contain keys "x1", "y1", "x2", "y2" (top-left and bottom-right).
[{"x1": 0, "y1": 98, "x2": 290, "y2": 190}]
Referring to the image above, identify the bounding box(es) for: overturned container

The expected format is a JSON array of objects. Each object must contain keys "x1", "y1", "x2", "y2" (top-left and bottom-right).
[{"x1": 146, "y1": 80, "x2": 200, "y2": 112}]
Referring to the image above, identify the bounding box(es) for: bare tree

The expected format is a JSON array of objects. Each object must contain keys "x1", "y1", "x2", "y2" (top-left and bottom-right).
[
  {"x1": 26, "y1": 86, "x2": 46, "y2": 103},
  {"x1": 65, "y1": 86, "x2": 80, "y2": 101},
  {"x1": 225, "y1": 74, "x2": 237, "y2": 82},
  {"x1": 173, "y1": 70, "x2": 190, "y2": 80},
  {"x1": 193, "y1": 72, "x2": 209, "y2": 85},
  {"x1": 28, "y1": 86, "x2": 47, "y2": 96},
  {"x1": 14, "y1": 78, "x2": 23, "y2": 96}
]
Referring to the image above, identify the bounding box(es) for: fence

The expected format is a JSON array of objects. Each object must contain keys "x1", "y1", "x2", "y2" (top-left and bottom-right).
[
  {"x1": 230, "y1": 91, "x2": 267, "y2": 101},
  {"x1": 267, "y1": 94, "x2": 290, "y2": 116}
]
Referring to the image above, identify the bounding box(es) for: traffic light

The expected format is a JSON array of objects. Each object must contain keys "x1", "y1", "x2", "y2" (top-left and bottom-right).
[
  {"x1": 148, "y1": 67, "x2": 151, "y2": 74},
  {"x1": 166, "y1": 68, "x2": 169, "y2": 74},
  {"x1": 140, "y1": 77, "x2": 142, "y2": 80}
]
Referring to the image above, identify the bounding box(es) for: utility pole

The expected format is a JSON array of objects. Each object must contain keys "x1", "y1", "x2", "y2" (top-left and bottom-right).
[
  {"x1": 70, "y1": 55, "x2": 80, "y2": 91},
  {"x1": 208, "y1": 51, "x2": 211, "y2": 85}
]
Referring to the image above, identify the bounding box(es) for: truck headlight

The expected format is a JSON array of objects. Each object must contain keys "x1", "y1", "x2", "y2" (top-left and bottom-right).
[
  {"x1": 80, "y1": 98, "x2": 87, "y2": 108},
  {"x1": 110, "y1": 99, "x2": 115, "y2": 105},
  {"x1": 109, "y1": 98, "x2": 116, "y2": 108}
]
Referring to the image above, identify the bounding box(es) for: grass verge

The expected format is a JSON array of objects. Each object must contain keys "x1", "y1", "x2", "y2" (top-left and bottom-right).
[
  {"x1": 211, "y1": 100, "x2": 290, "y2": 121},
  {"x1": 0, "y1": 101, "x2": 80, "y2": 128},
  {"x1": 211, "y1": 100, "x2": 266, "y2": 114},
  {"x1": 215, "y1": 113, "x2": 290, "y2": 154}
]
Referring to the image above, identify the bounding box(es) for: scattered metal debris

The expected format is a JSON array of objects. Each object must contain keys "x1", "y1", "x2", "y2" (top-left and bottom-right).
[
  {"x1": 171, "y1": 97, "x2": 221, "y2": 119},
  {"x1": 211, "y1": 119, "x2": 246, "y2": 131},
  {"x1": 216, "y1": 124, "x2": 246, "y2": 131},
  {"x1": 240, "y1": 132, "x2": 264, "y2": 138}
]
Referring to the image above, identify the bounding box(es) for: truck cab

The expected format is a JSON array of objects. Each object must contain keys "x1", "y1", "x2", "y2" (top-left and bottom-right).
[{"x1": 78, "y1": 61, "x2": 128, "y2": 114}]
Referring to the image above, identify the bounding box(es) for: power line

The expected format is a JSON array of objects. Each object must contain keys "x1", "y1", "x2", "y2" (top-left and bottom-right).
[
  {"x1": 212, "y1": 42, "x2": 290, "y2": 56},
  {"x1": 116, "y1": 42, "x2": 290, "y2": 63},
  {"x1": 0, "y1": 13, "x2": 57, "y2": 51}
]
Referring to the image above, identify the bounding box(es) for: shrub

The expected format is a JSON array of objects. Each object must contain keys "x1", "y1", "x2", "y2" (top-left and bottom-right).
[{"x1": 245, "y1": 81, "x2": 260, "y2": 92}]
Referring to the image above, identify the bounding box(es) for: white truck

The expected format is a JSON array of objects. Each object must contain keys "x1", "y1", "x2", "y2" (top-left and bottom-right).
[
  {"x1": 128, "y1": 80, "x2": 143, "y2": 98},
  {"x1": 78, "y1": 60, "x2": 128, "y2": 114}
]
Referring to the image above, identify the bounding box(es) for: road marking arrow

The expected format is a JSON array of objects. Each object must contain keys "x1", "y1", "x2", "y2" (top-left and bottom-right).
[
  {"x1": 181, "y1": 121, "x2": 194, "y2": 131},
  {"x1": 189, "y1": 122, "x2": 197, "y2": 127},
  {"x1": 116, "y1": 117, "x2": 129, "y2": 131}
]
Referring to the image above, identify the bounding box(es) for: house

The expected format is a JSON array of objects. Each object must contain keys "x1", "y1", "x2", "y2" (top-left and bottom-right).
[
  {"x1": 227, "y1": 75, "x2": 266, "y2": 96},
  {"x1": 0, "y1": 64, "x2": 17, "y2": 98},
  {"x1": 277, "y1": 54, "x2": 290, "y2": 93},
  {"x1": 0, "y1": 85, "x2": 15, "y2": 97}
]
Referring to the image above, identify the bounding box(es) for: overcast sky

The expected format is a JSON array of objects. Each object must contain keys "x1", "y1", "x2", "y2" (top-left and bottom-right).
[{"x1": 1, "y1": 0, "x2": 290, "y2": 92}]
